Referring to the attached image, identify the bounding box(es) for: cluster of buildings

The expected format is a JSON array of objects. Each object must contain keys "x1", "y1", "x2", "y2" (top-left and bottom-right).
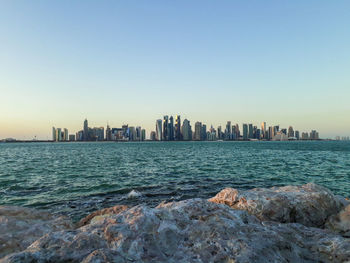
[
  {"x1": 52, "y1": 127, "x2": 71, "y2": 142},
  {"x1": 335, "y1": 136, "x2": 350, "y2": 141},
  {"x1": 150, "y1": 116, "x2": 320, "y2": 141},
  {"x1": 52, "y1": 117, "x2": 321, "y2": 142},
  {"x1": 52, "y1": 119, "x2": 146, "y2": 142}
]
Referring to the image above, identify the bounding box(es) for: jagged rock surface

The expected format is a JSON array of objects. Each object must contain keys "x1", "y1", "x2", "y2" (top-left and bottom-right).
[
  {"x1": 326, "y1": 204, "x2": 350, "y2": 237},
  {"x1": 1, "y1": 199, "x2": 350, "y2": 263},
  {"x1": 77, "y1": 205, "x2": 129, "y2": 227},
  {"x1": 208, "y1": 183, "x2": 343, "y2": 227},
  {"x1": 0, "y1": 206, "x2": 73, "y2": 258}
]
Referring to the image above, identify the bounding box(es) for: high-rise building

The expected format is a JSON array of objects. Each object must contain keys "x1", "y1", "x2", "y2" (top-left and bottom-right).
[
  {"x1": 295, "y1": 131, "x2": 300, "y2": 140},
  {"x1": 234, "y1": 124, "x2": 240, "y2": 139},
  {"x1": 253, "y1": 126, "x2": 257, "y2": 139},
  {"x1": 141, "y1": 129, "x2": 146, "y2": 141},
  {"x1": 56, "y1": 128, "x2": 62, "y2": 142},
  {"x1": 256, "y1": 129, "x2": 261, "y2": 140},
  {"x1": 128, "y1": 126, "x2": 136, "y2": 141},
  {"x1": 52, "y1": 127, "x2": 56, "y2": 141},
  {"x1": 248, "y1": 124, "x2": 254, "y2": 139},
  {"x1": 274, "y1": 126, "x2": 280, "y2": 136},
  {"x1": 310, "y1": 130, "x2": 319, "y2": 140},
  {"x1": 175, "y1": 115, "x2": 181, "y2": 140},
  {"x1": 194, "y1": 122, "x2": 202, "y2": 141},
  {"x1": 268, "y1": 126, "x2": 274, "y2": 140},
  {"x1": 106, "y1": 125, "x2": 112, "y2": 141},
  {"x1": 261, "y1": 122, "x2": 266, "y2": 139},
  {"x1": 217, "y1": 126, "x2": 223, "y2": 140},
  {"x1": 64, "y1": 128, "x2": 69, "y2": 141},
  {"x1": 169, "y1": 116, "x2": 174, "y2": 141},
  {"x1": 150, "y1": 131, "x2": 156, "y2": 141},
  {"x1": 301, "y1": 132, "x2": 309, "y2": 140},
  {"x1": 136, "y1": 126, "x2": 142, "y2": 141},
  {"x1": 76, "y1": 130, "x2": 84, "y2": 141},
  {"x1": 156, "y1": 119, "x2": 162, "y2": 141},
  {"x1": 225, "y1": 121, "x2": 231, "y2": 140},
  {"x1": 163, "y1": 116, "x2": 169, "y2": 141},
  {"x1": 182, "y1": 119, "x2": 192, "y2": 141},
  {"x1": 243, "y1": 124, "x2": 248, "y2": 140},
  {"x1": 207, "y1": 125, "x2": 216, "y2": 141},
  {"x1": 201, "y1": 124, "x2": 207, "y2": 141},
  {"x1": 69, "y1": 134, "x2": 75, "y2": 141},
  {"x1": 288, "y1": 126, "x2": 294, "y2": 138},
  {"x1": 83, "y1": 119, "x2": 89, "y2": 141},
  {"x1": 91, "y1": 127, "x2": 104, "y2": 141}
]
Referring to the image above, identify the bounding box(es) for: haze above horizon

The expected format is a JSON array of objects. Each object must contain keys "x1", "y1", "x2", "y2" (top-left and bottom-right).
[{"x1": 1, "y1": 1, "x2": 349, "y2": 139}]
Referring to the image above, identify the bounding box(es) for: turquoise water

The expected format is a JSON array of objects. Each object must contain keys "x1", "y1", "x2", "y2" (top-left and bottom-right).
[{"x1": 0, "y1": 141, "x2": 349, "y2": 220}]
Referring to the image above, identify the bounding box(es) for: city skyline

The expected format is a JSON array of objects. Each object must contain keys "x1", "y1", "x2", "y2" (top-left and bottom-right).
[
  {"x1": 2, "y1": 114, "x2": 350, "y2": 141},
  {"x1": 48, "y1": 117, "x2": 324, "y2": 142},
  {"x1": 1, "y1": 1, "x2": 350, "y2": 139}
]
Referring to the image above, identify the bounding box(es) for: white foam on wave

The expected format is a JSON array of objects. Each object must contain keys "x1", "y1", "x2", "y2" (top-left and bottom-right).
[{"x1": 127, "y1": 190, "x2": 142, "y2": 199}]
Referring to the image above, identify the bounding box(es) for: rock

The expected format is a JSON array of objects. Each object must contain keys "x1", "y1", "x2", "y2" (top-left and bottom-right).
[
  {"x1": 1, "y1": 199, "x2": 350, "y2": 263},
  {"x1": 0, "y1": 206, "x2": 73, "y2": 259},
  {"x1": 127, "y1": 190, "x2": 142, "y2": 199},
  {"x1": 336, "y1": 195, "x2": 350, "y2": 207},
  {"x1": 77, "y1": 205, "x2": 128, "y2": 227},
  {"x1": 209, "y1": 183, "x2": 343, "y2": 228},
  {"x1": 326, "y1": 204, "x2": 350, "y2": 237}
]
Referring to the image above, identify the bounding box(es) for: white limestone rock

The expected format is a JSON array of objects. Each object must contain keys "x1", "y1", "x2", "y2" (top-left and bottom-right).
[
  {"x1": 1, "y1": 199, "x2": 350, "y2": 263},
  {"x1": 0, "y1": 206, "x2": 73, "y2": 258},
  {"x1": 209, "y1": 183, "x2": 343, "y2": 227},
  {"x1": 326, "y1": 204, "x2": 350, "y2": 237}
]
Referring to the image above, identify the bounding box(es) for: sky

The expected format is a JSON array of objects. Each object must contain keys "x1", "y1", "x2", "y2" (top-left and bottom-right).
[{"x1": 0, "y1": 1, "x2": 349, "y2": 139}]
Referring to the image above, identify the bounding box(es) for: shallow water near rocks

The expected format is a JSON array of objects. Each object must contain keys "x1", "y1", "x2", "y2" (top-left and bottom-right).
[{"x1": 0, "y1": 141, "x2": 349, "y2": 221}]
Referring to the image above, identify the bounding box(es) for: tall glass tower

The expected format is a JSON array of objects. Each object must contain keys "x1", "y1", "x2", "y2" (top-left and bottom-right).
[
  {"x1": 163, "y1": 116, "x2": 168, "y2": 141},
  {"x1": 156, "y1": 119, "x2": 162, "y2": 141},
  {"x1": 83, "y1": 119, "x2": 89, "y2": 141}
]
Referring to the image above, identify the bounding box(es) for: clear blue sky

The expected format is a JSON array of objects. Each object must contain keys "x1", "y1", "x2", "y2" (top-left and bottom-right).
[{"x1": 1, "y1": 1, "x2": 349, "y2": 139}]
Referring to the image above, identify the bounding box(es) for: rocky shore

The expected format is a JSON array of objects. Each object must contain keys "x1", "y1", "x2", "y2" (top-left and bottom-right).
[{"x1": 1, "y1": 183, "x2": 349, "y2": 262}]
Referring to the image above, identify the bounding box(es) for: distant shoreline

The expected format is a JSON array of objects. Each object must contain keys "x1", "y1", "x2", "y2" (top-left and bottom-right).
[{"x1": 0, "y1": 139, "x2": 335, "y2": 143}]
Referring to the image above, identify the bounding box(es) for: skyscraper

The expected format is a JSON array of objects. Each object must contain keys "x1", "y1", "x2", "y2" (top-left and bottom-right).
[
  {"x1": 92, "y1": 127, "x2": 104, "y2": 141},
  {"x1": 288, "y1": 126, "x2": 294, "y2": 138},
  {"x1": 194, "y1": 122, "x2": 202, "y2": 141},
  {"x1": 301, "y1": 132, "x2": 309, "y2": 140},
  {"x1": 268, "y1": 126, "x2": 274, "y2": 139},
  {"x1": 106, "y1": 124, "x2": 112, "y2": 141},
  {"x1": 243, "y1": 124, "x2": 248, "y2": 140},
  {"x1": 310, "y1": 130, "x2": 319, "y2": 140},
  {"x1": 261, "y1": 122, "x2": 266, "y2": 139},
  {"x1": 136, "y1": 126, "x2": 142, "y2": 141},
  {"x1": 83, "y1": 119, "x2": 89, "y2": 141},
  {"x1": 64, "y1": 128, "x2": 69, "y2": 141},
  {"x1": 169, "y1": 116, "x2": 174, "y2": 141},
  {"x1": 182, "y1": 119, "x2": 192, "y2": 141},
  {"x1": 201, "y1": 124, "x2": 207, "y2": 141},
  {"x1": 225, "y1": 121, "x2": 231, "y2": 140},
  {"x1": 52, "y1": 127, "x2": 56, "y2": 141},
  {"x1": 128, "y1": 126, "x2": 136, "y2": 141},
  {"x1": 248, "y1": 124, "x2": 254, "y2": 139},
  {"x1": 163, "y1": 116, "x2": 168, "y2": 141},
  {"x1": 150, "y1": 131, "x2": 156, "y2": 141},
  {"x1": 56, "y1": 128, "x2": 62, "y2": 142},
  {"x1": 156, "y1": 119, "x2": 162, "y2": 141},
  {"x1": 141, "y1": 129, "x2": 146, "y2": 141},
  {"x1": 234, "y1": 124, "x2": 240, "y2": 139},
  {"x1": 217, "y1": 126, "x2": 222, "y2": 140},
  {"x1": 175, "y1": 115, "x2": 181, "y2": 140}
]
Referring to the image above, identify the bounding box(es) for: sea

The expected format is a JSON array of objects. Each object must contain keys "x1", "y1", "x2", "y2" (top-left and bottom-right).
[{"x1": 0, "y1": 141, "x2": 349, "y2": 221}]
